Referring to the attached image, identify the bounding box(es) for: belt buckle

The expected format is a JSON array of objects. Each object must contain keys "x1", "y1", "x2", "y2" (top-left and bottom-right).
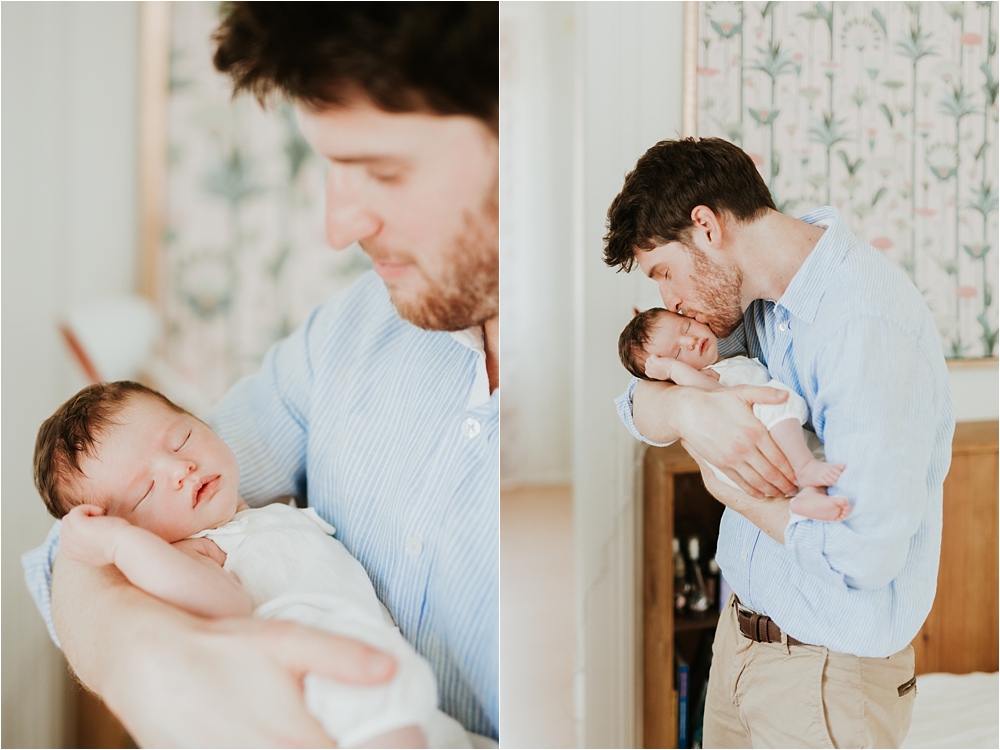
[
  {"x1": 736, "y1": 605, "x2": 760, "y2": 641},
  {"x1": 737, "y1": 603, "x2": 778, "y2": 644}
]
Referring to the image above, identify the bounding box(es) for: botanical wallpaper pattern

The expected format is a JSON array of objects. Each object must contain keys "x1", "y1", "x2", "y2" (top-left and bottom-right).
[
  {"x1": 694, "y1": 1, "x2": 999, "y2": 359},
  {"x1": 160, "y1": 2, "x2": 369, "y2": 400}
]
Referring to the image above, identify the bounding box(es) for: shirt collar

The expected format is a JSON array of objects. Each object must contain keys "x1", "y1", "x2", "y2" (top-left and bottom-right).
[
  {"x1": 449, "y1": 327, "x2": 491, "y2": 409},
  {"x1": 777, "y1": 206, "x2": 853, "y2": 324}
]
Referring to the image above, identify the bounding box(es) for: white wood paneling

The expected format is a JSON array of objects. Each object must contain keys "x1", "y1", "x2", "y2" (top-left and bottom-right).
[{"x1": 1, "y1": 3, "x2": 140, "y2": 746}]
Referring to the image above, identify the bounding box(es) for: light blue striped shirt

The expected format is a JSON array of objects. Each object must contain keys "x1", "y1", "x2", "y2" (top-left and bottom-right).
[
  {"x1": 616, "y1": 207, "x2": 954, "y2": 657},
  {"x1": 23, "y1": 271, "x2": 499, "y2": 739}
]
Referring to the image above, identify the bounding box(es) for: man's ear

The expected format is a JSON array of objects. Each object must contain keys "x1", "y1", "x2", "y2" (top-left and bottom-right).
[{"x1": 689, "y1": 205, "x2": 724, "y2": 248}]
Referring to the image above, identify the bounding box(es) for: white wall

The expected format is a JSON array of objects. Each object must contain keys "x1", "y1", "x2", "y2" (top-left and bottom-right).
[
  {"x1": 499, "y1": 3, "x2": 576, "y2": 487},
  {"x1": 1, "y1": 3, "x2": 140, "y2": 746},
  {"x1": 950, "y1": 365, "x2": 1000, "y2": 420},
  {"x1": 571, "y1": 3, "x2": 687, "y2": 747}
]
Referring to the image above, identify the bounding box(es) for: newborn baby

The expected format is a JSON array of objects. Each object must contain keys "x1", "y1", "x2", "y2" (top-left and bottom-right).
[{"x1": 619, "y1": 307, "x2": 850, "y2": 522}]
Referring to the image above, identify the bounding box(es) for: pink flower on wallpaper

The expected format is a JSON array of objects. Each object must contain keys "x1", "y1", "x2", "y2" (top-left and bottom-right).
[
  {"x1": 959, "y1": 33, "x2": 983, "y2": 45},
  {"x1": 748, "y1": 153, "x2": 765, "y2": 166},
  {"x1": 698, "y1": 67, "x2": 720, "y2": 77},
  {"x1": 915, "y1": 208, "x2": 938, "y2": 217},
  {"x1": 820, "y1": 60, "x2": 839, "y2": 70},
  {"x1": 956, "y1": 286, "x2": 978, "y2": 299},
  {"x1": 870, "y1": 237, "x2": 895, "y2": 251}
]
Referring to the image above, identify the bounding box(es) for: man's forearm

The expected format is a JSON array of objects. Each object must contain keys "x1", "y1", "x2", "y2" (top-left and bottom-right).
[
  {"x1": 725, "y1": 493, "x2": 791, "y2": 544},
  {"x1": 694, "y1": 460, "x2": 791, "y2": 544},
  {"x1": 632, "y1": 379, "x2": 685, "y2": 444}
]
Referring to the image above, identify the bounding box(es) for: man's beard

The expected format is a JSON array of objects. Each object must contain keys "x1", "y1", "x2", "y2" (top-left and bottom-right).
[
  {"x1": 688, "y1": 244, "x2": 744, "y2": 339},
  {"x1": 372, "y1": 187, "x2": 499, "y2": 332}
]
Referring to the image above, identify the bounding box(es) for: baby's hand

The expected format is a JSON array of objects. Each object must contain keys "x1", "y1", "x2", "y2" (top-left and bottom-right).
[
  {"x1": 644, "y1": 354, "x2": 675, "y2": 382},
  {"x1": 60, "y1": 504, "x2": 132, "y2": 568},
  {"x1": 703, "y1": 368, "x2": 721, "y2": 381}
]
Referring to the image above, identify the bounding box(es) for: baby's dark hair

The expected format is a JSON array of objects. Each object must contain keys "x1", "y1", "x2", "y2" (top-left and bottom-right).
[
  {"x1": 618, "y1": 307, "x2": 671, "y2": 380},
  {"x1": 33, "y1": 381, "x2": 187, "y2": 519}
]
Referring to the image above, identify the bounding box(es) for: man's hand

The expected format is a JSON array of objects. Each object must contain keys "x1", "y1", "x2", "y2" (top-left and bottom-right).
[
  {"x1": 684, "y1": 442, "x2": 791, "y2": 545},
  {"x1": 102, "y1": 613, "x2": 398, "y2": 748},
  {"x1": 633, "y1": 380, "x2": 798, "y2": 498},
  {"x1": 59, "y1": 505, "x2": 131, "y2": 568},
  {"x1": 52, "y1": 554, "x2": 398, "y2": 748}
]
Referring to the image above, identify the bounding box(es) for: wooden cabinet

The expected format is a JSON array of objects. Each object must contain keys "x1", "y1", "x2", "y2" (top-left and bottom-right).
[
  {"x1": 641, "y1": 444, "x2": 721, "y2": 749},
  {"x1": 641, "y1": 420, "x2": 999, "y2": 749},
  {"x1": 911, "y1": 420, "x2": 998, "y2": 676}
]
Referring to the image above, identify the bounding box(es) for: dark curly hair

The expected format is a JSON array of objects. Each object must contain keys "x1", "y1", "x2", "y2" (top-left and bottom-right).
[
  {"x1": 33, "y1": 381, "x2": 187, "y2": 519},
  {"x1": 604, "y1": 137, "x2": 775, "y2": 272},
  {"x1": 212, "y1": 2, "x2": 498, "y2": 131},
  {"x1": 618, "y1": 308, "x2": 672, "y2": 381}
]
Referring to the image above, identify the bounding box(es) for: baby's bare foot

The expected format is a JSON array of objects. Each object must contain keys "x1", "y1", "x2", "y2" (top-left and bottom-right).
[
  {"x1": 796, "y1": 459, "x2": 845, "y2": 488},
  {"x1": 790, "y1": 487, "x2": 851, "y2": 522}
]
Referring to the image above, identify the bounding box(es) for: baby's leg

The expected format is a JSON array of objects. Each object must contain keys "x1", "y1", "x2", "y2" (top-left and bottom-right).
[
  {"x1": 355, "y1": 725, "x2": 427, "y2": 748},
  {"x1": 768, "y1": 419, "x2": 845, "y2": 489},
  {"x1": 790, "y1": 487, "x2": 851, "y2": 522}
]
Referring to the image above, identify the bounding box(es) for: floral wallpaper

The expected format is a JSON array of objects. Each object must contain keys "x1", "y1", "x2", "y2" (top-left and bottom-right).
[
  {"x1": 159, "y1": 2, "x2": 369, "y2": 400},
  {"x1": 694, "y1": 1, "x2": 999, "y2": 359}
]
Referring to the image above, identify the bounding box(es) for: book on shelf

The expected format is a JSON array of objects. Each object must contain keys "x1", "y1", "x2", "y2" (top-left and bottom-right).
[{"x1": 676, "y1": 652, "x2": 690, "y2": 748}]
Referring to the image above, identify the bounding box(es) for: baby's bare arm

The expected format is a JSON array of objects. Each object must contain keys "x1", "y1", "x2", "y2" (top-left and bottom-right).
[
  {"x1": 646, "y1": 356, "x2": 724, "y2": 391},
  {"x1": 61, "y1": 505, "x2": 252, "y2": 618}
]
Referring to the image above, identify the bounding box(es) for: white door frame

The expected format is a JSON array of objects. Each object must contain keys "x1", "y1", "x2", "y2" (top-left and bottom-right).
[{"x1": 571, "y1": 3, "x2": 685, "y2": 746}]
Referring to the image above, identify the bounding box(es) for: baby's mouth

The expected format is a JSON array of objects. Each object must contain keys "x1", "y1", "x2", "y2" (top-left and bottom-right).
[{"x1": 193, "y1": 476, "x2": 221, "y2": 507}]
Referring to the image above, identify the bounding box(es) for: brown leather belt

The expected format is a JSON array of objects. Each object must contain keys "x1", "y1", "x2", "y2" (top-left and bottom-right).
[{"x1": 735, "y1": 599, "x2": 806, "y2": 646}]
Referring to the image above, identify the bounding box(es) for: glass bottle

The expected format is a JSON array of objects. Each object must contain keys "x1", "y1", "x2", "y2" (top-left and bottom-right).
[
  {"x1": 672, "y1": 537, "x2": 688, "y2": 613},
  {"x1": 686, "y1": 536, "x2": 711, "y2": 618}
]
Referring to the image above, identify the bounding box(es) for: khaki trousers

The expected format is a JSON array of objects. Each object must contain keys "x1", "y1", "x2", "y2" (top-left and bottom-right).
[{"x1": 703, "y1": 595, "x2": 916, "y2": 748}]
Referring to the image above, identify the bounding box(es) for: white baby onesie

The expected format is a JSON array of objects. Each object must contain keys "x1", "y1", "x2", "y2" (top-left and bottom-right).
[
  {"x1": 192, "y1": 503, "x2": 470, "y2": 748},
  {"x1": 706, "y1": 356, "x2": 822, "y2": 489}
]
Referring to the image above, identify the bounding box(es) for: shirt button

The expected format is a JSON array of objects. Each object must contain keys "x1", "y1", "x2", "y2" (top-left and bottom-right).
[
  {"x1": 741, "y1": 550, "x2": 749, "y2": 560},
  {"x1": 462, "y1": 417, "x2": 482, "y2": 439},
  {"x1": 778, "y1": 323, "x2": 788, "y2": 332},
  {"x1": 405, "y1": 536, "x2": 423, "y2": 558}
]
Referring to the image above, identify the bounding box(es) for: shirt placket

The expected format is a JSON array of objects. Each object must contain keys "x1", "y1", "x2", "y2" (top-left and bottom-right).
[{"x1": 766, "y1": 305, "x2": 795, "y2": 386}]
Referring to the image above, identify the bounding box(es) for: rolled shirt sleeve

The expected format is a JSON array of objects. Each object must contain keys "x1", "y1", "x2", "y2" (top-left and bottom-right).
[
  {"x1": 614, "y1": 378, "x2": 676, "y2": 447},
  {"x1": 22, "y1": 521, "x2": 62, "y2": 648}
]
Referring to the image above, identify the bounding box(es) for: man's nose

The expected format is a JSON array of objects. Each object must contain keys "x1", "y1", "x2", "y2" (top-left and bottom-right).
[
  {"x1": 659, "y1": 283, "x2": 682, "y2": 314},
  {"x1": 325, "y1": 166, "x2": 381, "y2": 251}
]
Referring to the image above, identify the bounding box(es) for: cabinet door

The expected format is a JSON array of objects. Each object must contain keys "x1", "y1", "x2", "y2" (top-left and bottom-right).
[{"x1": 912, "y1": 421, "x2": 999, "y2": 675}]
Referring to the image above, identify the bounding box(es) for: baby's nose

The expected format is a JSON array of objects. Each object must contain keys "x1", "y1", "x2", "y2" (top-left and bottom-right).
[{"x1": 172, "y1": 459, "x2": 196, "y2": 485}]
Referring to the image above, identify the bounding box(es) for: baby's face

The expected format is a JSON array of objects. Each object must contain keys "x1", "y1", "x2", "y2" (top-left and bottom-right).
[
  {"x1": 75, "y1": 395, "x2": 242, "y2": 543},
  {"x1": 647, "y1": 312, "x2": 719, "y2": 371}
]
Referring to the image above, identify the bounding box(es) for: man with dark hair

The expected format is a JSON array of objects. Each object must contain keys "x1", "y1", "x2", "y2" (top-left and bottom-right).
[
  {"x1": 605, "y1": 136, "x2": 953, "y2": 747},
  {"x1": 24, "y1": 3, "x2": 499, "y2": 746}
]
